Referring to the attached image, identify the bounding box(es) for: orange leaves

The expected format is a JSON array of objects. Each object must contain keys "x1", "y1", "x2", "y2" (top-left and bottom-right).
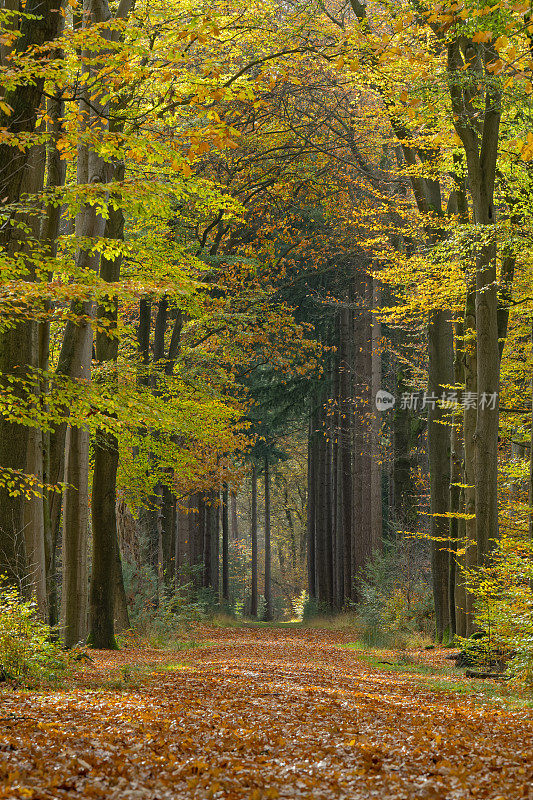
[
  {"x1": 472, "y1": 30, "x2": 493, "y2": 43},
  {"x1": 0, "y1": 628, "x2": 531, "y2": 799}
]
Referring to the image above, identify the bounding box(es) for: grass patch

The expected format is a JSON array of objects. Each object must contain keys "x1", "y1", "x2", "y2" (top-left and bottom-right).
[
  {"x1": 207, "y1": 613, "x2": 366, "y2": 631},
  {"x1": 208, "y1": 614, "x2": 305, "y2": 629},
  {"x1": 413, "y1": 675, "x2": 533, "y2": 709},
  {"x1": 341, "y1": 641, "x2": 533, "y2": 709}
]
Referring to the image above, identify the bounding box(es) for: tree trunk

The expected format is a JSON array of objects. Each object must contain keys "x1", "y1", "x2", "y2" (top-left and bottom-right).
[
  {"x1": 263, "y1": 458, "x2": 273, "y2": 621},
  {"x1": 340, "y1": 308, "x2": 353, "y2": 605},
  {"x1": 463, "y1": 282, "x2": 477, "y2": 635},
  {"x1": 0, "y1": 1, "x2": 62, "y2": 217},
  {"x1": 475, "y1": 241, "x2": 500, "y2": 562},
  {"x1": 161, "y1": 484, "x2": 177, "y2": 590},
  {"x1": 250, "y1": 465, "x2": 258, "y2": 617},
  {"x1": 210, "y1": 491, "x2": 220, "y2": 594},
  {"x1": 324, "y1": 395, "x2": 334, "y2": 609},
  {"x1": 427, "y1": 309, "x2": 454, "y2": 642},
  {"x1": 137, "y1": 298, "x2": 151, "y2": 385},
  {"x1": 24, "y1": 423, "x2": 47, "y2": 616},
  {"x1": 62, "y1": 426, "x2": 89, "y2": 647},
  {"x1": 41, "y1": 86, "x2": 67, "y2": 626},
  {"x1": 222, "y1": 485, "x2": 230, "y2": 601},
  {"x1": 447, "y1": 38, "x2": 502, "y2": 569},
  {"x1": 113, "y1": 524, "x2": 130, "y2": 634},
  {"x1": 449, "y1": 322, "x2": 465, "y2": 638},
  {"x1": 335, "y1": 419, "x2": 344, "y2": 610},
  {"x1": 89, "y1": 425, "x2": 118, "y2": 648},
  {"x1": 81, "y1": 0, "x2": 119, "y2": 649},
  {"x1": 315, "y1": 405, "x2": 329, "y2": 607},
  {"x1": 230, "y1": 491, "x2": 239, "y2": 540},
  {"x1": 454, "y1": 490, "x2": 468, "y2": 638},
  {"x1": 187, "y1": 494, "x2": 202, "y2": 585},
  {"x1": 354, "y1": 296, "x2": 373, "y2": 583},
  {"x1": 351, "y1": 311, "x2": 363, "y2": 603},
  {"x1": 362, "y1": 293, "x2": 374, "y2": 568},
  {"x1": 307, "y1": 413, "x2": 317, "y2": 600},
  {"x1": 92, "y1": 172, "x2": 128, "y2": 639},
  {"x1": 203, "y1": 495, "x2": 212, "y2": 589},
  {"x1": 0, "y1": 145, "x2": 47, "y2": 606},
  {"x1": 176, "y1": 502, "x2": 189, "y2": 583},
  {"x1": 371, "y1": 278, "x2": 382, "y2": 551}
]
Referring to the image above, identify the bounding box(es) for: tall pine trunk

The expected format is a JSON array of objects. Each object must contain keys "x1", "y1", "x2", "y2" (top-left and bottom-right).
[
  {"x1": 263, "y1": 459, "x2": 272, "y2": 621},
  {"x1": 222, "y1": 485, "x2": 230, "y2": 602},
  {"x1": 370, "y1": 279, "x2": 382, "y2": 551},
  {"x1": 250, "y1": 465, "x2": 258, "y2": 617}
]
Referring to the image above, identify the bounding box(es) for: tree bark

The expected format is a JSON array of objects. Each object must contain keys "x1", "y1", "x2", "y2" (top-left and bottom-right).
[
  {"x1": 351, "y1": 310, "x2": 363, "y2": 603},
  {"x1": 222, "y1": 485, "x2": 230, "y2": 601},
  {"x1": 250, "y1": 465, "x2": 258, "y2": 617},
  {"x1": 263, "y1": 458, "x2": 273, "y2": 620},
  {"x1": 315, "y1": 404, "x2": 329, "y2": 606},
  {"x1": 113, "y1": 524, "x2": 130, "y2": 634},
  {"x1": 463, "y1": 281, "x2": 477, "y2": 635},
  {"x1": 78, "y1": 0, "x2": 119, "y2": 649},
  {"x1": 449, "y1": 322, "x2": 465, "y2": 638},
  {"x1": 210, "y1": 491, "x2": 219, "y2": 594},
  {"x1": 203, "y1": 495, "x2": 212, "y2": 589},
  {"x1": 41, "y1": 85, "x2": 67, "y2": 625},
  {"x1": 427, "y1": 309, "x2": 454, "y2": 642},
  {"x1": 0, "y1": 0, "x2": 62, "y2": 218},
  {"x1": 447, "y1": 38, "x2": 502, "y2": 568},
  {"x1": 230, "y1": 491, "x2": 239, "y2": 540},
  {"x1": 371, "y1": 278, "x2": 382, "y2": 551},
  {"x1": 161, "y1": 484, "x2": 177, "y2": 590},
  {"x1": 0, "y1": 142, "x2": 47, "y2": 608},
  {"x1": 89, "y1": 424, "x2": 118, "y2": 648},
  {"x1": 62, "y1": 426, "x2": 89, "y2": 647},
  {"x1": 354, "y1": 293, "x2": 373, "y2": 583},
  {"x1": 306, "y1": 412, "x2": 317, "y2": 600}
]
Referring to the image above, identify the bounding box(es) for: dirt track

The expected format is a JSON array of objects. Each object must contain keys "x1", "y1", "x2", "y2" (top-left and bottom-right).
[{"x1": 0, "y1": 627, "x2": 531, "y2": 799}]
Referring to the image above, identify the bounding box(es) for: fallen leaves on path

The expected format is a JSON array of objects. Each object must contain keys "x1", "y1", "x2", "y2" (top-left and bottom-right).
[{"x1": 0, "y1": 627, "x2": 531, "y2": 799}]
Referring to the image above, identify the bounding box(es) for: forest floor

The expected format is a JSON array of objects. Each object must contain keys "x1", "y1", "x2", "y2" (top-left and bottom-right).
[{"x1": 1, "y1": 626, "x2": 532, "y2": 799}]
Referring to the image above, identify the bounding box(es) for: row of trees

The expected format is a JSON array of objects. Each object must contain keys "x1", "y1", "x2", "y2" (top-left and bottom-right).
[
  {"x1": 0, "y1": 0, "x2": 332, "y2": 644},
  {"x1": 2, "y1": 0, "x2": 533, "y2": 649}
]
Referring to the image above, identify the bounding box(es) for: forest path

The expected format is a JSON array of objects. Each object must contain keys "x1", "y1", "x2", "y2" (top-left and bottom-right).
[{"x1": 1, "y1": 627, "x2": 532, "y2": 799}]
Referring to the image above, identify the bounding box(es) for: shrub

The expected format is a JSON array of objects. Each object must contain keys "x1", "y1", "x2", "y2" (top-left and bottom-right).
[
  {"x1": 464, "y1": 533, "x2": 533, "y2": 683},
  {"x1": 127, "y1": 578, "x2": 206, "y2": 648},
  {"x1": 0, "y1": 588, "x2": 68, "y2": 684},
  {"x1": 355, "y1": 537, "x2": 434, "y2": 647},
  {"x1": 293, "y1": 590, "x2": 308, "y2": 620},
  {"x1": 302, "y1": 595, "x2": 332, "y2": 621}
]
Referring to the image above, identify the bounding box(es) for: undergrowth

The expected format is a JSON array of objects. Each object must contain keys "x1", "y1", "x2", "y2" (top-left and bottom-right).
[
  {"x1": 342, "y1": 643, "x2": 533, "y2": 709},
  {"x1": 0, "y1": 588, "x2": 70, "y2": 687}
]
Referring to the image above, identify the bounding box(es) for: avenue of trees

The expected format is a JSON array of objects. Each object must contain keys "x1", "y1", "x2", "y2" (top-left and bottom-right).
[{"x1": 1, "y1": 0, "x2": 533, "y2": 674}]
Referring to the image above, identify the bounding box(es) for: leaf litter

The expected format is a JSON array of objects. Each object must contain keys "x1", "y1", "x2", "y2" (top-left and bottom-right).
[{"x1": 0, "y1": 627, "x2": 531, "y2": 799}]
